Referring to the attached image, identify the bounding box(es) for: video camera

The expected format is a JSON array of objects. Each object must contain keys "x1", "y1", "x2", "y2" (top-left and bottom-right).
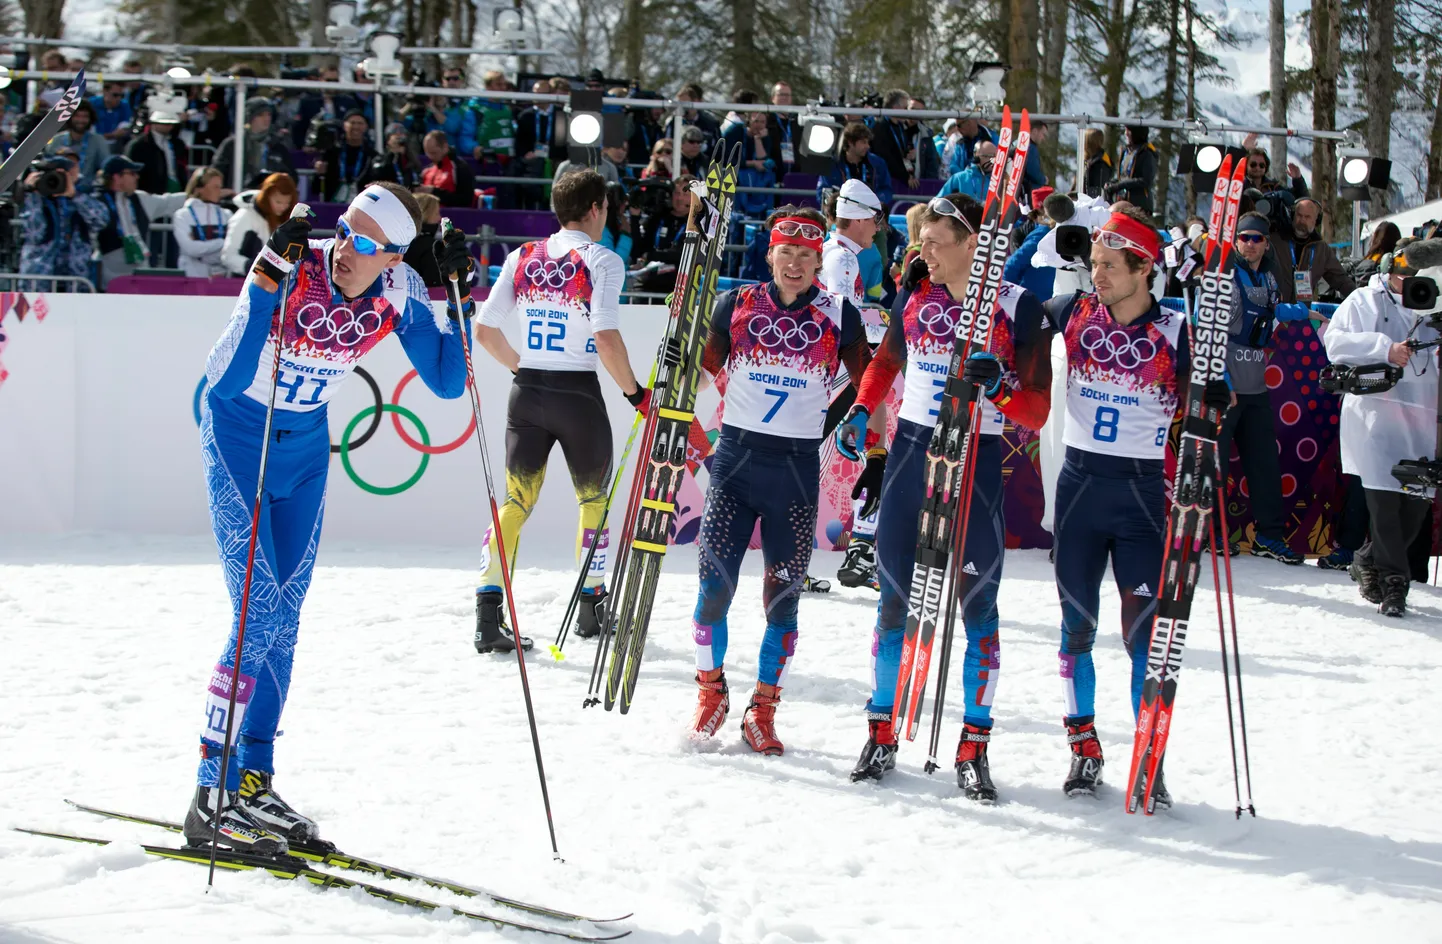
[
  {"x1": 25, "y1": 157, "x2": 67, "y2": 197},
  {"x1": 1320, "y1": 275, "x2": 1442, "y2": 395},
  {"x1": 305, "y1": 117, "x2": 340, "y2": 153},
  {"x1": 627, "y1": 176, "x2": 674, "y2": 216}
]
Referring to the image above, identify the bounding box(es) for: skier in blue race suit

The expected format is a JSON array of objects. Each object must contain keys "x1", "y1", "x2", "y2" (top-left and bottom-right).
[{"x1": 184, "y1": 182, "x2": 474, "y2": 856}]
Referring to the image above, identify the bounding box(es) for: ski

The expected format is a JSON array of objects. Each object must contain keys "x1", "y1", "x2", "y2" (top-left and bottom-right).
[
  {"x1": 16, "y1": 827, "x2": 629, "y2": 940},
  {"x1": 893, "y1": 107, "x2": 1032, "y2": 744},
  {"x1": 1124, "y1": 155, "x2": 1247, "y2": 814},
  {"x1": 0, "y1": 71, "x2": 86, "y2": 192},
  {"x1": 62, "y1": 800, "x2": 630, "y2": 925},
  {"x1": 588, "y1": 143, "x2": 740, "y2": 714}
]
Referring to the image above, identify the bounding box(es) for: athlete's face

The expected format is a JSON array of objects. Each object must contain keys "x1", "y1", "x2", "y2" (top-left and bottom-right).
[
  {"x1": 768, "y1": 243, "x2": 821, "y2": 299},
  {"x1": 841, "y1": 215, "x2": 878, "y2": 249},
  {"x1": 331, "y1": 208, "x2": 404, "y2": 298},
  {"x1": 1090, "y1": 243, "x2": 1150, "y2": 307},
  {"x1": 917, "y1": 220, "x2": 976, "y2": 286}
]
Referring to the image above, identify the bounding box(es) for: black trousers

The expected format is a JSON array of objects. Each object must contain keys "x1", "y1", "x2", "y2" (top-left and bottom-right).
[
  {"x1": 1357, "y1": 488, "x2": 1434, "y2": 583},
  {"x1": 1219, "y1": 392, "x2": 1286, "y2": 541},
  {"x1": 1336, "y1": 474, "x2": 1370, "y2": 551}
]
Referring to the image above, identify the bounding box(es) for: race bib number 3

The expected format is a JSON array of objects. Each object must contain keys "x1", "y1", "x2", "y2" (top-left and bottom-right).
[{"x1": 202, "y1": 664, "x2": 257, "y2": 744}]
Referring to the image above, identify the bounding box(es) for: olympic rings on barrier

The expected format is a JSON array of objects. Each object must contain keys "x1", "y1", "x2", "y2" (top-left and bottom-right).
[
  {"x1": 332, "y1": 367, "x2": 383, "y2": 454},
  {"x1": 340, "y1": 403, "x2": 430, "y2": 495},
  {"x1": 389, "y1": 369, "x2": 476, "y2": 454}
]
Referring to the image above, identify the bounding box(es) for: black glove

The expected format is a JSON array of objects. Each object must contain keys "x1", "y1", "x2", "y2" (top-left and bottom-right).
[
  {"x1": 253, "y1": 211, "x2": 312, "y2": 291},
  {"x1": 434, "y1": 226, "x2": 475, "y2": 282},
  {"x1": 851, "y1": 447, "x2": 888, "y2": 518},
  {"x1": 900, "y1": 255, "x2": 930, "y2": 292},
  {"x1": 659, "y1": 336, "x2": 683, "y2": 369},
  {"x1": 1203, "y1": 378, "x2": 1231, "y2": 411},
  {"x1": 961, "y1": 351, "x2": 1004, "y2": 397}
]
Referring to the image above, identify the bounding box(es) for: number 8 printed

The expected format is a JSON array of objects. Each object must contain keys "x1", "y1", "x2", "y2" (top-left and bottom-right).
[{"x1": 1092, "y1": 405, "x2": 1120, "y2": 442}]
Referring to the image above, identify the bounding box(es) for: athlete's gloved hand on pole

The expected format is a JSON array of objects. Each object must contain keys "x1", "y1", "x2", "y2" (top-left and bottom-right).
[
  {"x1": 253, "y1": 203, "x2": 314, "y2": 292},
  {"x1": 851, "y1": 446, "x2": 888, "y2": 517},
  {"x1": 1203, "y1": 378, "x2": 1232, "y2": 411},
  {"x1": 436, "y1": 221, "x2": 476, "y2": 321},
  {"x1": 962, "y1": 351, "x2": 1004, "y2": 399},
  {"x1": 625, "y1": 386, "x2": 654, "y2": 415},
  {"x1": 835, "y1": 405, "x2": 870, "y2": 461},
  {"x1": 900, "y1": 255, "x2": 930, "y2": 292}
]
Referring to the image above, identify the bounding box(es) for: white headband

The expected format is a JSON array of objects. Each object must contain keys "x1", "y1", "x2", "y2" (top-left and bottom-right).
[{"x1": 348, "y1": 185, "x2": 417, "y2": 249}]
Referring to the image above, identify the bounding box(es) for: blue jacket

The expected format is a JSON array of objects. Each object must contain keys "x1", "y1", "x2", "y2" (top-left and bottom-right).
[
  {"x1": 817, "y1": 154, "x2": 893, "y2": 207},
  {"x1": 1003, "y1": 224, "x2": 1054, "y2": 300},
  {"x1": 425, "y1": 104, "x2": 478, "y2": 158},
  {"x1": 937, "y1": 164, "x2": 989, "y2": 202},
  {"x1": 945, "y1": 126, "x2": 995, "y2": 176}
]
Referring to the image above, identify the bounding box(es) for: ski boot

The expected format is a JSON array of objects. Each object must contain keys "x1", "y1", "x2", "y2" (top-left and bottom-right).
[
  {"x1": 689, "y1": 668, "x2": 729, "y2": 738},
  {"x1": 1250, "y1": 534, "x2": 1303, "y2": 565},
  {"x1": 802, "y1": 575, "x2": 831, "y2": 593},
  {"x1": 850, "y1": 714, "x2": 898, "y2": 782},
  {"x1": 837, "y1": 536, "x2": 878, "y2": 589},
  {"x1": 1380, "y1": 574, "x2": 1409, "y2": 617},
  {"x1": 237, "y1": 769, "x2": 321, "y2": 844},
  {"x1": 1316, "y1": 547, "x2": 1354, "y2": 571},
  {"x1": 575, "y1": 586, "x2": 609, "y2": 639},
  {"x1": 474, "y1": 590, "x2": 533, "y2": 654},
  {"x1": 1142, "y1": 757, "x2": 1173, "y2": 811},
  {"x1": 1350, "y1": 558, "x2": 1384, "y2": 604},
  {"x1": 1063, "y1": 719, "x2": 1104, "y2": 798},
  {"x1": 955, "y1": 723, "x2": 997, "y2": 803},
  {"x1": 183, "y1": 785, "x2": 288, "y2": 856},
  {"x1": 741, "y1": 684, "x2": 784, "y2": 756}
]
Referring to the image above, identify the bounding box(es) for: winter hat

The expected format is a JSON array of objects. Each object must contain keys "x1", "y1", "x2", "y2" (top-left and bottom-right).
[
  {"x1": 245, "y1": 97, "x2": 274, "y2": 123},
  {"x1": 835, "y1": 178, "x2": 883, "y2": 220},
  {"x1": 1236, "y1": 213, "x2": 1270, "y2": 236}
]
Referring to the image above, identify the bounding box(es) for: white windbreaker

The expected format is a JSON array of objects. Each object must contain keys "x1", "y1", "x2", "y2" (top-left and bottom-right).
[{"x1": 1323, "y1": 274, "x2": 1440, "y2": 495}]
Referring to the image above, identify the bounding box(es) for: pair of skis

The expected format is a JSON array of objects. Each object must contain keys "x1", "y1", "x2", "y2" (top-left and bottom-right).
[
  {"x1": 891, "y1": 107, "x2": 1032, "y2": 771},
  {"x1": 583, "y1": 144, "x2": 740, "y2": 712},
  {"x1": 21, "y1": 800, "x2": 629, "y2": 940},
  {"x1": 1125, "y1": 155, "x2": 1249, "y2": 814}
]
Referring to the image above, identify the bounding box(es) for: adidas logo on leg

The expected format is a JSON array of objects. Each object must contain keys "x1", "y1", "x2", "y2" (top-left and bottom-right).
[
  {"x1": 1133, "y1": 583, "x2": 1152, "y2": 598},
  {"x1": 962, "y1": 561, "x2": 979, "y2": 576}
]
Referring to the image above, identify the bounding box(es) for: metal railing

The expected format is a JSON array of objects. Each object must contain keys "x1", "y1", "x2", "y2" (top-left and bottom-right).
[{"x1": 0, "y1": 272, "x2": 97, "y2": 292}]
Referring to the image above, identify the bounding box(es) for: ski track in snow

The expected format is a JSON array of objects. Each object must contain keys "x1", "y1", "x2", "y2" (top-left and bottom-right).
[{"x1": 2, "y1": 533, "x2": 1441, "y2": 943}]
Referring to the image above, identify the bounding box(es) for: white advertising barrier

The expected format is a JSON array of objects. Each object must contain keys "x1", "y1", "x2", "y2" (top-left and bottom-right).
[{"x1": 0, "y1": 294, "x2": 685, "y2": 556}]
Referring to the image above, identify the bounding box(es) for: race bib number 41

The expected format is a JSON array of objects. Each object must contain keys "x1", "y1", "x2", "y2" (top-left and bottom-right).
[{"x1": 201, "y1": 664, "x2": 257, "y2": 744}]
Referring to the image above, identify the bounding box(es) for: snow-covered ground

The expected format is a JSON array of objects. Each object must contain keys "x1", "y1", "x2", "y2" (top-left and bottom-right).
[{"x1": 2, "y1": 533, "x2": 1441, "y2": 943}]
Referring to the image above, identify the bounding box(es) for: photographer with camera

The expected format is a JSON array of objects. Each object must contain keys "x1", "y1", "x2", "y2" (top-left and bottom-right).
[
  {"x1": 633, "y1": 173, "x2": 698, "y2": 293},
  {"x1": 216, "y1": 98, "x2": 295, "y2": 192},
  {"x1": 313, "y1": 110, "x2": 373, "y2": 202},
  {"x1": 359, "y1": 126, "x2": 422, "y2": 191},
  {"x1": 1323, "y1": 240, "x2": 1442, "y2": 616},
  {"x1": 290, "y1": 62, "x2": 364, "y2": 149},
  {"x1": 1269, "y1": 197, "x2": 1355, "y2": 303},
  {"x1": 19, "y1": 155, "x2": 107, "y2": 290},
  {"x1": 95, "y1": 155, "x2": 189, "y2": 288}
]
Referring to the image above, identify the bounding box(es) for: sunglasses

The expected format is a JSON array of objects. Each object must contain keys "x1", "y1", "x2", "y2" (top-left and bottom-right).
[
  {"x1": 657, "y1": 148, "x2": 673, "y2": 155},
  {"x1": 1092, "y1": 228, "x2": 1155, "y2": 258},
  {"x1": 928, "y1": 197, "x2": 976, "y2": 234},
  {"x1": 772, "y1": 219, "x2": 824, "y2": 241},
  {"x1": 336, "y1": 218, "x2": 406, "y2": 255},
  {"x1": 443, "y1": 75, "x2": 463, "y2": 83},
  {"x1": 1235, "y1": 233, "x2": 1267, "y2": 244},
  {"x1": 839, "y1": 193, "x2": 884, "y2": 219}
]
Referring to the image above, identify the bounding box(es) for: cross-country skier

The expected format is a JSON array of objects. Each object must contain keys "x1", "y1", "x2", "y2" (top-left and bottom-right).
[
  {"x1": 820, "y1": 178, "x2": 891, "y2": 590},
  {"x1": 689, "y1": 205, "x2": 872, "y2": 754},
  {"x1": 1043, "y1": 207, "x2": 1227, "y2": 805},
  {"x1": 474, "y1": 168, "x2": 649, "y2": 651},
  {"x1": 188, "y1": 182, "x2": 473, "y2": 854},
  {"x1": 837, "y1": 194, "x2": 1050, "y2": 798}
]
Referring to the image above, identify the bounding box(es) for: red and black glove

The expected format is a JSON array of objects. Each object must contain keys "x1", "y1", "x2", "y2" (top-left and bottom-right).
[
  {"x1": 253, "y1": 209, "x2": 313, "y2": 292},
  {"x1": 625, "y1": 386, "x2": 654, "y2": 415}
]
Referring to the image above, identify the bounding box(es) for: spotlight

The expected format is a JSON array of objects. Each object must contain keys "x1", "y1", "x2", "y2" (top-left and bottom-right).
[
  {"x1": 493, "y1": 7, "x2": 526, "y2": 41},
  {"x1": 797, "y1": 105, "x2": 842, "y2": 175},
  {"x1": 571, "y1": 113, "x2": 601, "y2": 146},
  {"x1": 1337, "y1": 147, "x2": 1390, "y2": 200},
  {"x1": 966, "y1": 61, "x2": 1008, "y2": 107},
  {"x1": 325, "y1": 0, "x2": 364, "y2": 45},
  {"x1": 0, "y1": 66, "x2": 14, "y2": 90},
  {"x1": 1177, "y1": 131, "x2": 1226, "y2": 193},
  {"x1": 166, "y1": 66, "x2": 191, "y2": 79},
  {"x1": 361, "y1": 30, "x2": 403, "y2": 78}
]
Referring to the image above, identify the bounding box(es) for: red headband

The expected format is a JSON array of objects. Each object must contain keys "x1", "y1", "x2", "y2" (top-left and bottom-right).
[
  {"x1": 769, "y1": 216, "x2": 824, "y2": 254},
  {"x1": 1099, "y1": 212, "x2": 1160, "y2": 261}
]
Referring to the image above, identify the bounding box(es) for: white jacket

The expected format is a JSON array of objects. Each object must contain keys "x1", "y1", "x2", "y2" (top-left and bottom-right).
[
  {"x1": 222, "y1": 191, "x2": 271, "y2": 277},
  {"x1": 1323, "y1": 274, "x2": 1440, "y2": 495},
  {"x1": 174, "y1": 197, "x2": 232, "y2": 277}
]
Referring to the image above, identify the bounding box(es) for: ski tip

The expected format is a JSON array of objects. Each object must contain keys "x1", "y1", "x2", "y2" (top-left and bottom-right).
[{"x1": 548, "y1": 644, "x2": 566, "y2": 663}]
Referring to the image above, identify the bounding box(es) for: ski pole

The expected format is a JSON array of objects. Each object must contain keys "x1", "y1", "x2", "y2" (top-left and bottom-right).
[
  {"x1": 445, "y1": 221, "x2": 562, "y2": 859},
  {"x1": 1215, "y1": 496, "x2": 1255, "y2": 817},
  {"x1": 550, "y1": 408, "x2": 645, "y2": 659},
  {"x1": 1206, "y1": 513, "x2": 1244, "y2": 817},
  {"x1": 207, "y1": 203, "x2": 310, "y2": 886}
]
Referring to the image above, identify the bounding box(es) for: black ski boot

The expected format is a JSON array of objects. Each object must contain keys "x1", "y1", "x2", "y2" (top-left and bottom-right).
[
  {"x1": 1145, "y1": 758, "x2": 1173, "y2": 811},
  {"x1": 237, "y1": 769, "x2": 322, "y2": 844},
  {"x1": 955, "y1": 723, "x2": 997, "y2": 803},
  {"x1": 850, "y1": 715, "x2": 898, "y2": 782},
  {"x1": 1063, "y1": 719, "x2": 1105, "y2": 798},
  {"x1": 475, "y1": 590, "x2": 533, "y2": 654},
  {"x1": 183, "y1": 785, "x2": 288, "y2": 856},
  {"x1": 1380, "y1": 574, "x2": 1409, "y2": 617},
  {"x1": 1350, "y1": 558, "x2": 1384, "y2": 604},
  {"x1": 837, "y1": 536, "x2": 878, "y2": 589},
  {"x1": 575, "y1": 587, "x2": 609, "y2": 639}
]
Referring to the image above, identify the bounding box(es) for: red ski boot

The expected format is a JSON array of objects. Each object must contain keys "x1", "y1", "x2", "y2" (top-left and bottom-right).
[
  {"x1": 741, "y1": 684, "x2": 784, "y2": 755},
  {"x1": 689, "y1": 668, "x2": 729, "y2": 738}
]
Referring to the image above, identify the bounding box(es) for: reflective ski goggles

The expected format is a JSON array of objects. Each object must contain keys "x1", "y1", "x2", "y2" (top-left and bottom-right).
[
  {"x1": 1091, "y1": 228, "x2": 1157, "y2": 259},
  {"x1": 927, "y1": 197, "x2": 976, "y2": 234},
  {"x1": 336, "y1": 217, "x2": 407, "y2": 255},
  {"x1": 771, "y1": 219, "x2": 825, "y2": 241},
  {"x1": 837, "y1": 192, "x2": 885, "y2": 220}
]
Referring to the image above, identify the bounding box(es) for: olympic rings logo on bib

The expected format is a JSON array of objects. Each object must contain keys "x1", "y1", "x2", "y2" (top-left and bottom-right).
[
  {"x1": 295, "y1": 302, "x2": 383, "y2": 347},
  {"x1": 749, "y1": 313, "x2": 824, "y2": 352},
  {"x1": 1079, "y1": 324, "x2": 1157, "y2": 371},
  {"x1": 916, "y1": 302, "x2": 965, "y2": 338},
  {"x1": 523, "y1": 258, "x2": 579, "y2": 289}
]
